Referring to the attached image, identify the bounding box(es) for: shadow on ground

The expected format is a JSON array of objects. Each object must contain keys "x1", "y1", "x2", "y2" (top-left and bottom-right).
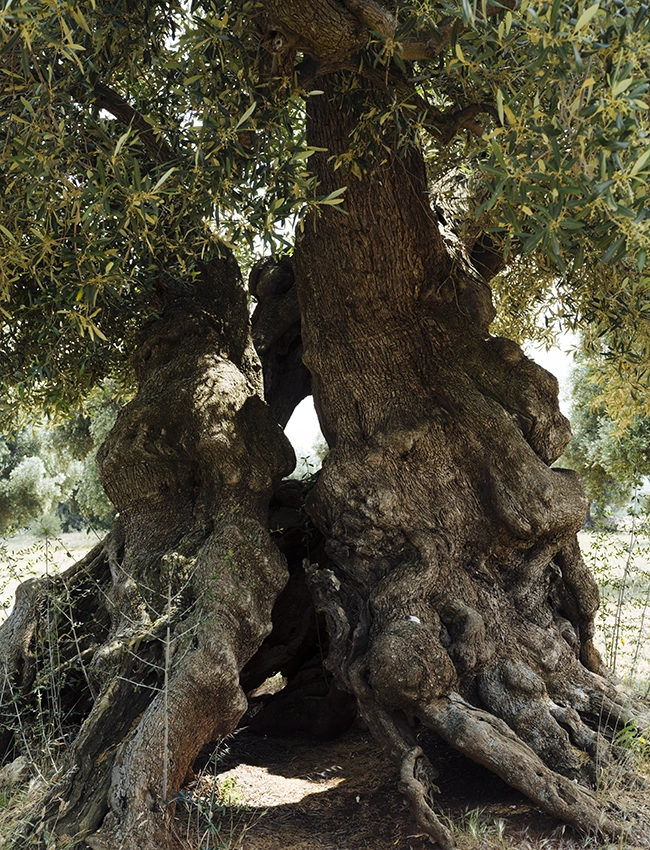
[{"x1": 177, "y1": 727, "x2": 591, "y2": 850}]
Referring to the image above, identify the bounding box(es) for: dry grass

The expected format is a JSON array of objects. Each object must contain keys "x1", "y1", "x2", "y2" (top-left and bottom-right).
[
  {"x1": 0, "y1": 530, "x2": 102, "y2": 623},
  {"x1": 579, "y1": 529, "x2": 650, "y2": 694}
]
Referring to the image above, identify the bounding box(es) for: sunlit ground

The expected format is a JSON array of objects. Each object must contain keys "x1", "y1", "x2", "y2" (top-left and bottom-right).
[{"x1": 0, "y1": 529, "x2": 102, "y2": 622}]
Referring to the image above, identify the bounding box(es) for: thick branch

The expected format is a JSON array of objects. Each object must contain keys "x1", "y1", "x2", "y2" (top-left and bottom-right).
[
  {"x1": 400, "y1": 16, "x2": 455, "y2": 61},
  {"x1": 341, "y1": 0, "x2": 395, "y2": 37},
  {"x1": 438, "y1": 103, "x2": 498, "y2": 142},
  {"x1": 468, "y1": 232, "x2": 507, "y2": 282},
  {"x1": 265, "y1": 0, "x2": 449, "y2": 66},
  {"x1": 249, "y1": 256, "x2": 311, "y2": 427},
  {"x1": 262, "y1": 0, "x2": 370, "y2": 62}
]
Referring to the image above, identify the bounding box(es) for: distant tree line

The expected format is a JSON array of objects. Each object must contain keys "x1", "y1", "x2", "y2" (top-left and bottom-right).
[{"x1": 0, "y1": 382, "x2": 120, "y2": 534}]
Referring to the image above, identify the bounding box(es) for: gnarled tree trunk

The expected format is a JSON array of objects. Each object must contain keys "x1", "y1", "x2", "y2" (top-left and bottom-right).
[
  {"x1": 1, "y1": 50, "x2": 649, "y2": 850},
  {"x1": 291, "y1": 79, "x2": 648, "y2": 847},
  {"x1": 0, "y1": 252, "x2": 294, "y2": 850}
]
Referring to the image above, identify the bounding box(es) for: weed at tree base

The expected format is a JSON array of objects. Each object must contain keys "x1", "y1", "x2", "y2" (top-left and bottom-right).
[{"x1": 172, "y1": 739, "x2": 265, "y2": 850}]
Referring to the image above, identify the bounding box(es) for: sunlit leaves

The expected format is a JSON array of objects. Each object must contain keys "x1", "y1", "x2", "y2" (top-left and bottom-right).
[
  {"x1": 448, "y1": 0, "x2": 650, "y2": 274},
  {"x1": 382, "y1": 0, "x2": 650, "y2": 387},
  {"x1": 359, "y1": 0, "x2": 650, "y2": 290},
  {"x1": 2, "y1": 0, "x2": 650, "y2": 422},
  {"x1": 0, "y1": 0, "x2": 315, "y2": 416}
]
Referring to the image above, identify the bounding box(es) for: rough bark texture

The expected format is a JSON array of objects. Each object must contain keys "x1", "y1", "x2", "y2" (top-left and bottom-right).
[
  {"x1": 290, "y1": 78, "x2": 649, "y2": 847},
  {"x1": 262, "y1": 0, "x2": 389, "y2": 63},
  {"x1": 240, "y1": 480, "x2": 358, "y2": 739},
  {"x1": 0, "y1": 253, "x2": 295, "y2": 850},
  {"x1": 249, "y1": 257, "x2": 311, "y2": 427}
]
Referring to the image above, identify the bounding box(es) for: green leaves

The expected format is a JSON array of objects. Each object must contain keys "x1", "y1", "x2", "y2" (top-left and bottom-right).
[
  {"x1": 0, "y1": 0, "x2": 316, "y2": 416},
  {"x1": 433, "y1": 0, "x2": 650, "y2": 275},
  {"x1": 2, "y1": 0, "x2": 650, "y2": 419},
  {"x1": 630, "y1": 149, "x2": 650, "y2": 177},
  {"x1": 573, "y1": 2, "x2": 601, "y2": 34}
]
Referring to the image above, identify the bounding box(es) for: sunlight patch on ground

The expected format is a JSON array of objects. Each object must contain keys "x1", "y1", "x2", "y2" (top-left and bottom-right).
[{"x1": 213, "y1": 765, "x2": 344, "y2": 807}]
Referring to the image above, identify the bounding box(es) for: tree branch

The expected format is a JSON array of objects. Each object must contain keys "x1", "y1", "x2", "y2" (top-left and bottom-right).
[
  {"x1": 262, "y1": 0, "x2": 368, "y2": 63},
  {"x1": 92, "y1": 83, "x2": 175, "y2": 164},
  {"x1": 359, "y1": 64, "x2": 497, "y2": 141},
  {"x1": 341, "y1": 0, "x2": 396, "y2": 37},
  {"x1": 469, "y1": 232, "x2": 508, "y2": 282},
  {"x1": 400, "y1": 16, "x2": 455, "y2": 61},
  {"x1": 265, "y1": 0, "x2": 448, "y2": 64},
  {"x1": 439, "y1": 103, "x2": 499, "y2": 141}
]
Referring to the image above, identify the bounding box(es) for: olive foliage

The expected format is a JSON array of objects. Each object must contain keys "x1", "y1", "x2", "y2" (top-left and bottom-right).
[
  {"x1": 562, "y1": 353, "x2": 650, "y2": 517},
  {"x1": 0, "y1": 382, "x2": 118, "y2": 532},
  {"x1": 2, "y1": 4, "x2": 650, "y2": 847},
  {"x1": 0, "y1": 0, "x2": 649, "y2": 417}
]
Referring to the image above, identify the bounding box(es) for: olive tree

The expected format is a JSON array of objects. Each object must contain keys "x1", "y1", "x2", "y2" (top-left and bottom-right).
[{"x1": 1, "y1": 1, "x2": 650, "y2": 848}]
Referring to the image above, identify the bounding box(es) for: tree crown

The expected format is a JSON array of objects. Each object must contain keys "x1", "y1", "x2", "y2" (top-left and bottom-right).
[{"x1": 1, "y1": 0, "x2": 649, "y2": 420}]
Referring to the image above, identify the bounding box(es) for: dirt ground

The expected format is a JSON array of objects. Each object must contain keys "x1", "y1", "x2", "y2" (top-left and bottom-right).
[{"x1": 172, "y1": 725, "x2": 632, "y2": 850}]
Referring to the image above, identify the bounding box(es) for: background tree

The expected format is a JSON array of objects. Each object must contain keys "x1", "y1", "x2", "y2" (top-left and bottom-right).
[
  {"x1": 563, "y1": 355, "x2": 650, "y2": 522},
  {"x1": 0, "y1": 382, "x2": 119, "y2": 533},
  {"x1": 1, "y1": 2, "x2": 650, "y2": 849},
  {"x1": 60, "y1": 381, "x2": 121, "y2": 529}
]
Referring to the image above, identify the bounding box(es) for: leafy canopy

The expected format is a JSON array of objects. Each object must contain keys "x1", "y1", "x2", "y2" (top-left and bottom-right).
[{"x1": 1, "y1": 0, "x2": 649, "y2": 420}]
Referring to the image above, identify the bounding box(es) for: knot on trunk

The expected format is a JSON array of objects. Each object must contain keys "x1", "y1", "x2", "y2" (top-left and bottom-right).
[
  {"x1": 368, "y1": 617, "x2": 457, "y2": 710},
  {"x1": 439, "y1": 599, "x2": 493, "y2": 674}
]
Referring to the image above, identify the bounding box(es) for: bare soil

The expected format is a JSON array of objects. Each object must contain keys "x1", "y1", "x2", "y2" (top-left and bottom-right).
[{"x1": 172, "y1": 725, "x2": 628, "y2": 850}]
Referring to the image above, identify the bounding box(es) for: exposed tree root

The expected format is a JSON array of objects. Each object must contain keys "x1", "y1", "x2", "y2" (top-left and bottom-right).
[
  {"x1": 399, "y1": 746, "x2": 454, "y2": 850},
  {"x1": 422, "y1": 694, "x2": 618, "y2": 837}
]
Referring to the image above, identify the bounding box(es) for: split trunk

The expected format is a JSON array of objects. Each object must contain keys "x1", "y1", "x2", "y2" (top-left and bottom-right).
[{"x1": 0, "y1": 76, "x2": 647, "y2": 850}]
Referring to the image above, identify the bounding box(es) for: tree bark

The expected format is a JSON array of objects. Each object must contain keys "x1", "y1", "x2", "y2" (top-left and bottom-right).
[
  {"x1": 1, "y1": 54, "x2": 648, "y2": 850},
  {"x1": 0, "y1": 253, "x2": 295, "y2": 850},
  {"x1": 292, "y1": 77, "x2": 648, "y2": 847},
  {"x1": 249, "y1": 256, "x2": 311, "y2": 427}
]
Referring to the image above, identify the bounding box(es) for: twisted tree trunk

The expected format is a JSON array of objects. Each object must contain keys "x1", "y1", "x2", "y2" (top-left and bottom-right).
[
  {"x1": 1, "y1": 65, "x2": 648, "y2": 850},
  {"x1": 292, "y1": 79, "x2": 648, "y2": 848},
  {"x1": 0, "y1": 253, "x2": 294, "y2": 850}
]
